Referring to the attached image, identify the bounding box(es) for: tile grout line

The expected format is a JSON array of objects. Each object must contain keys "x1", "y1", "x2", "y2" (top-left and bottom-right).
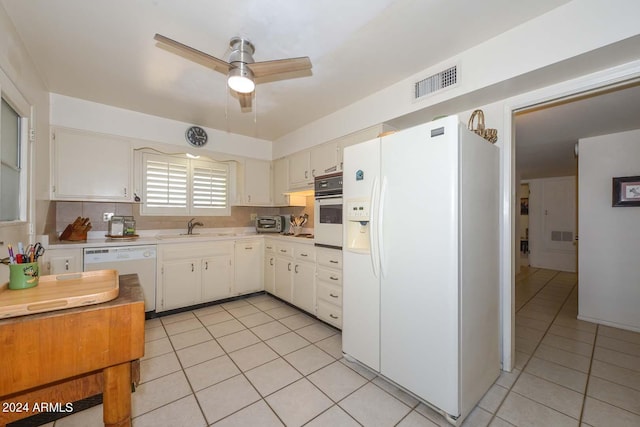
[
  {"x1": 577, "y1": 322, "x2": 599, "y2": 426},
  {"x1": 487, "y1": 273, "x2": 580, "y2": 425}
]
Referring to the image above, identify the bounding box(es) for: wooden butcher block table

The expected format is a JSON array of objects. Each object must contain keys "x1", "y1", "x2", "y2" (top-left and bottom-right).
[{"x1": 0, "y1": 273, "x2": 145, "y2": 427}]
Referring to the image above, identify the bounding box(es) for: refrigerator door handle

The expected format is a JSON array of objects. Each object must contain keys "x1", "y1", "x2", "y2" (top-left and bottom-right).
[
  {"x1": 379, "y1": 176, "x2": 388, "y2": 278},
  {"x1": 370, "y1": 177, "x2": 380, "y2": 278}
]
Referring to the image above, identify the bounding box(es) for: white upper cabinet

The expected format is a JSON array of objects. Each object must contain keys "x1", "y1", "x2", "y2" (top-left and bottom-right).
[
  {"x1": 51, "y1": 127, "x2": 132, "y2": 201},
  {"x1": 311, "y1": 141, "x2": 339, "y2": 177},
  {"x1": 272, "y1": 157, "x2": 289, "y2": 206},
  {"x1": 288, "y1": 150, "x2": 312, "y2": 189},
  {"x1": 236, "y1": 158, "x2": 272, "y2": 205}
]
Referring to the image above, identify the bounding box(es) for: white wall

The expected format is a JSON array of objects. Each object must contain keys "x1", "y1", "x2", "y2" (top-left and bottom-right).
[
  {"x1": 0, "y1": 5, "x2": 49, "y2": 282},
  {"x1": 578, "y1": 129, "x2": 640, "y2": 332},
  {"x1": 50, "y1": 94, "x2": 272, "y2": 161},
  {"x1": 274, "y1": 0, "x2": 640, "y2": 157}
]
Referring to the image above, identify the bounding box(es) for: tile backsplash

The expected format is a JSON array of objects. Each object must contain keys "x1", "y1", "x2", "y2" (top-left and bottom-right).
[{"x1": 52, "y1": 198, "x2": 314, "y2": 236}]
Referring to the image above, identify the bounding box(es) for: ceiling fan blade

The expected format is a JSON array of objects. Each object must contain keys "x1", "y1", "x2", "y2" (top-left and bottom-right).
[
  {"x1": 247, "y1": 57, "x2": 312, "y2": 78},
  {"x1": 154, "y1": 33, "x2": 230, "y2": 74},
  {"x1": 238, "y1": 92, "x2": 252, "y2": 109}
]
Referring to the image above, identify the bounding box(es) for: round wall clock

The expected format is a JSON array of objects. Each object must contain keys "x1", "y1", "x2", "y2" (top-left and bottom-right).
[{"x1": 185, "y1": 126, "x2": 208, "y2": 147}]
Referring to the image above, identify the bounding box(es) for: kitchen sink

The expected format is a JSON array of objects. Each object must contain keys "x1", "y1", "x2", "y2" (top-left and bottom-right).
[{"x1": 155, "y1": 232, "x2": 256, "y2": 240}]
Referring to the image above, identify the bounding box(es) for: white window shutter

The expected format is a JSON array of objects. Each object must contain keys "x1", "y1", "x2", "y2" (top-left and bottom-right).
[
  {"x1": 192, "y1": 159, "x2": 230, "y2": 215},
  {"x1": 141, "y1": 152, "x2": 189, "y2": 215}
]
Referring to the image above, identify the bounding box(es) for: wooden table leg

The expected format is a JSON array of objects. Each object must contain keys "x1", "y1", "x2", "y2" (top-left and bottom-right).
[{"x1": 103, "y1": 363, "x2": 132, "y2": 427}]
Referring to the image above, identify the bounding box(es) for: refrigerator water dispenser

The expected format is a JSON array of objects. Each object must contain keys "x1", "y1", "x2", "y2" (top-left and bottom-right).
[{"x1": 346, "y1": 199, "x2": 370, "y2": 252}]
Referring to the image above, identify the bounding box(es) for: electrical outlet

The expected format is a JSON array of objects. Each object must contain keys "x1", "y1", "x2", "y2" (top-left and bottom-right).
[
  {"x1": 103, "y1": 212, "x2": 114, "y2": 222},
  {"x1": 250, "y1": 213, "x2": 257, "y2": 221}
]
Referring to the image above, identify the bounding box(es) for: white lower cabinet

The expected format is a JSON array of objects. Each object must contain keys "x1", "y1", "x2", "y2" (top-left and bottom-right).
[
  {"x1": 202, "y1": 252, "x2": 234, "y2": 302},
  {"x1": 161, "y1": 257, "x2": 203, "y2": 310},
  {"x1": 269, "y1": 240, "x2": 316, "y2": 315},
  {"x1": 234, "y1": 239, "x2": 264, "y2": 295},
  {"x1": 157, "y1": 241, "x2": 233, "y2": 312},
  {"x1": 274, "y1": 251, "x2": 293, "y2": 302},
  {"x1": 292, "y1": 246, "x2": 316, "y2": 314},
  {"x1": 315, "y1": 247, "x2": 343, "y2": 328},
  {"x1": 264, "y1": 239, "x2": 276, "y2": 294},
  {"x1": 41, "y1": 248, "x2": 83, "y2": 275}
]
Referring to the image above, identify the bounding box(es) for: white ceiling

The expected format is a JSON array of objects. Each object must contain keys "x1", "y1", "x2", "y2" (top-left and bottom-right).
[
  {"x1": 515, "y1": 82, "x2": 640, "y2": 180},
  {"x1": 1, "y1": 0, "x2": 572, "y2": 142}
]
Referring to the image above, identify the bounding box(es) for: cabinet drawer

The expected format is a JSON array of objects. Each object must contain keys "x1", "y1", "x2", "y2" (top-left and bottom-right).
[
  {"x1": 265, "y1": 240, "x2": 276, "y2": 253},
  {"x1": 316, "y1": 249, "x2": 342, "y2": 269},
  {"x1": 317, "y1": 268, "x2": 342, "y2": 285},
  {"x1": 294, "y1": 246, "x2": 315, "y2": 262},
  {"x1": 317, "y1": 281, "x2": 342, "y2": 305},
  {"x1": 275, "y1": 244, "x2": 294, "y2": 258},
  {"x1": 317, "y1": 300, "x2": 342, "y2": 329}
]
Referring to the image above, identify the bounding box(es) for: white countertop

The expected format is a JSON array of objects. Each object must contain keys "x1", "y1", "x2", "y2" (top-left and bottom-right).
[{"x1": 43, "y1": 227, "x2": 315, "y2": 249}]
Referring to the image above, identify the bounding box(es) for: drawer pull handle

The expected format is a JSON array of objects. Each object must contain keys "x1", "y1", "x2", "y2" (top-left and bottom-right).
[
  {"x1": 270, "y1": 258, "x2": 274, "y2": 266},
  {"x1": 330, "y1": 314, "x2": 339, "y2": 319},
  {"x1": 288, "y1": 262, "x2": 291, "y2": 271},
  {"x1": 329, "y1": 293, "x2": 339, "y2": 298},
  {"x1": 205, "y1": 261, "x2": 209, "y2": 270},
  {"x1": 330, "y1": 276, "x2": 339, "y2": 281},
  {"x1": 329, "y1": 260, "x2": 339, "y2": 264},
  {"x1": 191, "y1": 263, "x2": 195, "y2": 272},
  {"x1": 301, "y1": 253, "x2": 308, "y2": 257},
  {"x1": 280, "y1": 249, "x2": 287, "y2": 253},
  {"x1": 245, "y1": 246, "x2": 252, "y2": 250},
  {"x1": 295, "y1": 265, "x2": 299, "y2": 273}
]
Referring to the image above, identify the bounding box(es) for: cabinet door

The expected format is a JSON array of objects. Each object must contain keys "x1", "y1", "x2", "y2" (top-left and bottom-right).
[
  {"x1": 264, "y1": 255, "x2": 276, "y2": 294},
  {"x1": 288, "y1": 151, "x2": 311, "y2": 189},
  {"x1": 274, "y1": 257, "x2": 292, "y2": 302},
  {"x1": 44, "y1": 249, "x2": 83, "y2": 275},
  {"x1": 273, "y1": 157, "x2": 289, "y2": 206},
  {"x1": 242, "y1": 159, "x2": 272, "y2": 205},
  {"x1": 161, "y1": 259, "x2": 201, "y2": 310},
  {"x1": 292, "y1": 261, "x2": 315, "y2": 314},
  {"x1": 202, "y1": 255, "x2": 233, "y2": 302},
  {"x1": 311, "y1": 142, "x2": 339, "y2": 177},
  {"x1": 52, "y1": 128, "x2": 132, "y2": 201},
  {"x1": 234, "y1": 240, "x2": 264, "y2": 295}
]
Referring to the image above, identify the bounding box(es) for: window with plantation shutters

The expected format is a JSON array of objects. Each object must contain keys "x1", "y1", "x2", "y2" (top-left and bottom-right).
[
  {"x1": 192, "y1": 159, "x2": 228, "y2": 212},
  {"x1": 141, "y1": 152, "x2": 230, "y2": 216}
]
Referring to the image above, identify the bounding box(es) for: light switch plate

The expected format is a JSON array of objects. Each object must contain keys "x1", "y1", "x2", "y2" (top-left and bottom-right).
[{"x1": 103, "y1": 212, "x2": 114, "y2": 222}]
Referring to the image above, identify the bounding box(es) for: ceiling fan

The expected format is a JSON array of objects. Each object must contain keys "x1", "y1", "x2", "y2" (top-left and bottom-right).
[{"x1": 154, "y1": 33, "x2": 312, "y2": 109}]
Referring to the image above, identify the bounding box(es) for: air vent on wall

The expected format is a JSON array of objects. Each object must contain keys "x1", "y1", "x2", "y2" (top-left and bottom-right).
[{"x1": 413, "y1": 65, "x2": 457, "y2": 100}]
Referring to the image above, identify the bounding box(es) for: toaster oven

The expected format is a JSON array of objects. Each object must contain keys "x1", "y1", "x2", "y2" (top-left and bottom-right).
[{"x1": 255, "y1": 215, "x2": 286, "y2": 233}]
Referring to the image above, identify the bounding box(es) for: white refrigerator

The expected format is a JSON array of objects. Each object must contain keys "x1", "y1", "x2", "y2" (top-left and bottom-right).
[{"x1": 342, "y1": 116, "x2": 500, "y2": 425}]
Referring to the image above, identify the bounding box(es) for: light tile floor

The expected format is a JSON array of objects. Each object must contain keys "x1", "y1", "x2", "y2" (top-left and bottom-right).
[{"x1": 44, "y1": 268, "x2": 639, "y2": 426}]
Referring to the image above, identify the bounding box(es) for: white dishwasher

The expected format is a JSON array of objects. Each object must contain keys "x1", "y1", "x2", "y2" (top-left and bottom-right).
[{"x1": 84, "y1": 245, "x2": 157, "y2": 312}]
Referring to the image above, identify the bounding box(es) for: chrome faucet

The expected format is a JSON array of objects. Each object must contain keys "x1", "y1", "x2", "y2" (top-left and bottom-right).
[{"x1": 187, "y1": 218, "x2": 203, "y2": 235}]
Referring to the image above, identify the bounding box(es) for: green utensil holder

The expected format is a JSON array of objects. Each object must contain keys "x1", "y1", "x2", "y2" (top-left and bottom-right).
[{"x1": 9, "y1": 262, "x2": 39, "y2": 290}]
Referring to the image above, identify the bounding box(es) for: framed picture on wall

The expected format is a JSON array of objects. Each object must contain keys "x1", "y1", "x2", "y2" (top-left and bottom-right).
[
  {"x1": 520, "y1": 198, "x2": 529, "y2": 215},
  {"x1": 612, "y1": 176, "x2": 640, "y2": 207}
]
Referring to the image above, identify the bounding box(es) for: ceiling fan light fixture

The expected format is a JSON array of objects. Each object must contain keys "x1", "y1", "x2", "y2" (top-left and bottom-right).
[{"x1": 228, "y1": 64, "x2": 255, "y2": 93}]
